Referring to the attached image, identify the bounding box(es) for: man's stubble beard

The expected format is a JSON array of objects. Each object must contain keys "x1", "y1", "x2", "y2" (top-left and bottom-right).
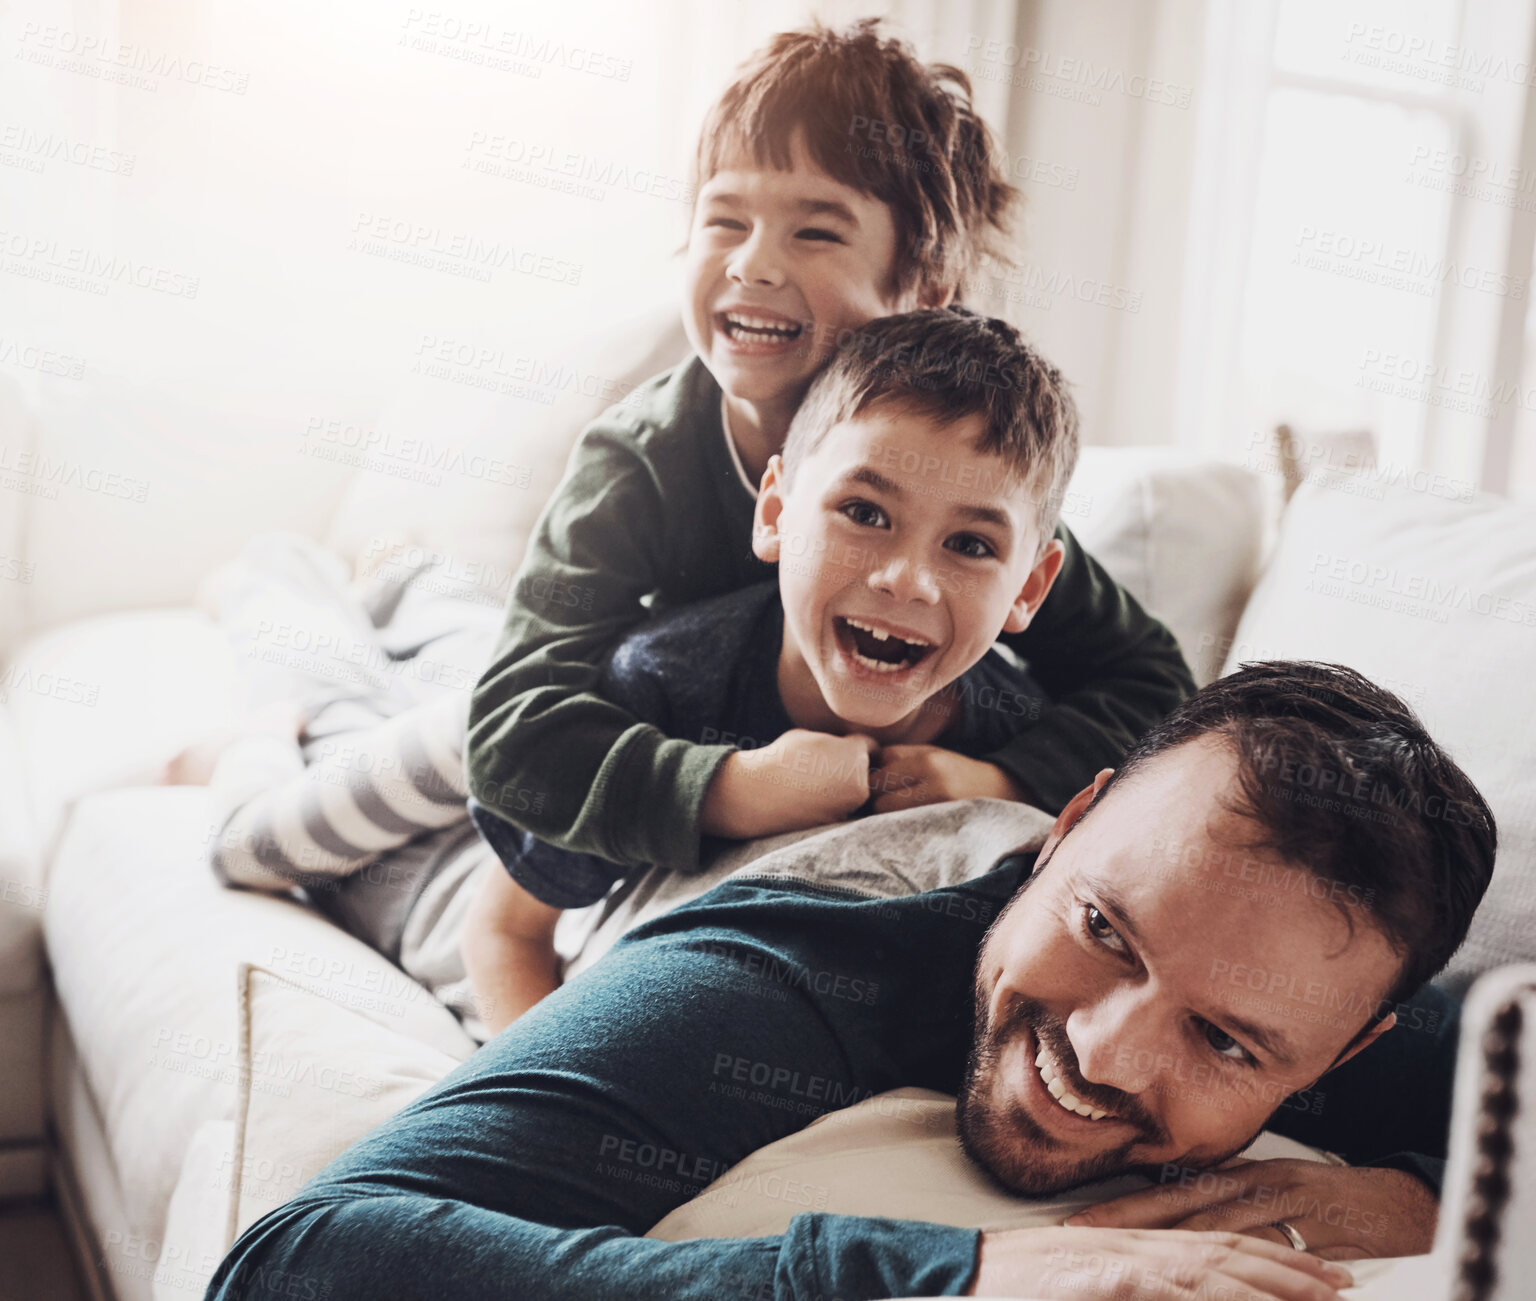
[{"x1": 955, "y1": 994, "x2": 1158, "y2": 1196}]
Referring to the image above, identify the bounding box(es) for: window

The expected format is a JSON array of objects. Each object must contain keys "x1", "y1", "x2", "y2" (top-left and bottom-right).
[{"x1": 1181, "y1": 0, "x2": 1536, "y2": 496}]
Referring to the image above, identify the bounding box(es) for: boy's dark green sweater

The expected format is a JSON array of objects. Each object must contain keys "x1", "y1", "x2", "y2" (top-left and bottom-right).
[{"x1": 467, "y1": 356, "x2": 1195, "y2": 871}]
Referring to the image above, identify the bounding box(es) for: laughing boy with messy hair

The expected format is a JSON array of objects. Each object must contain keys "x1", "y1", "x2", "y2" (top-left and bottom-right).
[{"x1": 466, "y1": 308, "x2": 1078, "y2": 1031}]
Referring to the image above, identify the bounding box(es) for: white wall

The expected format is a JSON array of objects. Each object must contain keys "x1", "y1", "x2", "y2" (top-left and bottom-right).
[{"x1": 3, "y1": 0, "x2": 697, "y2": 639}]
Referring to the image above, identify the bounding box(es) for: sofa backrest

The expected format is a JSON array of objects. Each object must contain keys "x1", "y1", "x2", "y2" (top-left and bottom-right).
[
  {"x1": 0, "y1": 308, "x2": 695, "y2": 662},
  {"x1": 322, "y1": 306, "x2": 692, "y2": 601},
  {"x1": 0, "y1": 362, "x2": 376, "y2": 660},
  {"x1": 1064, "y1": 448, "x2": 1274, "y2": 684}
]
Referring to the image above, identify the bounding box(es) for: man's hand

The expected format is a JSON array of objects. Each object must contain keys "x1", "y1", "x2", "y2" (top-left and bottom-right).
[
  {"x1": 869, "y1": 745, "x2": 1026, "y2": 814},
  {"x1": 1066, "y1": 1158, "x2": 1438, "y2": 1262},
  {"x1": 700, "y1": 730, "x2": 877, "y2": 839},
  {"x1": 969, "y1": 1225, "x2": 1356, "y2": 1297}
]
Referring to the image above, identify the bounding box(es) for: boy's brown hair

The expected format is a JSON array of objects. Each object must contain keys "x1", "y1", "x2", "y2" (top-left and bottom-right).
[
  {"x1": 694, "y1": 19, "x2": 1018, "y2": 302},
  {"x1": 781, "y1": 307, "x2": 1080, "y2": 548}
]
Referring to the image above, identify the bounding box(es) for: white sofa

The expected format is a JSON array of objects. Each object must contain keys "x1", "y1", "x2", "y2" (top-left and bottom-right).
[{"x1": 3, "y1": 315, "x2": 1536, "y2": 1301}]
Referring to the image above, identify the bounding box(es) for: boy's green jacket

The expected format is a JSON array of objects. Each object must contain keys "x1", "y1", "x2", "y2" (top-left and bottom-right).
[{"x1": 467, "y1": 356, "x2": 1195, "y2": 872}]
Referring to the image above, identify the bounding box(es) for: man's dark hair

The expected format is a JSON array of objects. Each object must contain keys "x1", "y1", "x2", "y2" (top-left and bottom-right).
[
  {"x1": 694, "y1": 18, "x2": 1018, "y2": 300},
  {"x1": 781, "y1": 307, "x2": 1080, "y2": 546},
  {"x1": 1081, "y1": 661, "x2": 1496, "y2": 1013}
]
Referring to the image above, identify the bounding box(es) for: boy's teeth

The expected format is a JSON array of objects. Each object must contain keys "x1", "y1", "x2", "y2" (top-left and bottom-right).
[
  {"x1": 852, "y1": 651, "x2": 906, "y2": 673},
  {"x1": 843, "y1": 617, "x2": 928, "y2": 647},
  {"x1": 724, "y1": 312, "x2": 801, "y2": 340}
]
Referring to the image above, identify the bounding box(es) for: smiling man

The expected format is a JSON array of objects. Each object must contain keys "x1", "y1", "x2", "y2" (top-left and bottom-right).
[
  {"x1": 207, "y1": 662, "x2": 1494, "y2": 1301},
  {"x1": 961, "y1": 731, "x2": 1413, "y2": 1196}
]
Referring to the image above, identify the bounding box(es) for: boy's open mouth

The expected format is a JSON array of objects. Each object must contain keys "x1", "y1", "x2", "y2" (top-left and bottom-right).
[
  {"x1": 834, "y1": 616, "x2": 936, "y2": 674},
  {"x1": 719, "y1": 310, "x2": 804, "y2": 346}
]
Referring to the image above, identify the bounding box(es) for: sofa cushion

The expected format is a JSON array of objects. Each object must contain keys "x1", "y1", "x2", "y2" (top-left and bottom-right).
[
  {"x1": 192, "y1": 804, "x2": 1054, "y2": 1246},
  {"x1": 1065, "y1": 449, "x2": 1271, "y2": 685},
  {"x1": 13, "y1": 365, "x2": 364, "y2": 651},
  {"x1": 43, "y1": 786, "x2": 476, "y2": 1244},
  {"x1": 1223, "y1": 480, "x2": 1536, "y2": 990},
  {"x1": 229, "y1": 963, "x2": 460, "y2": 1240}
]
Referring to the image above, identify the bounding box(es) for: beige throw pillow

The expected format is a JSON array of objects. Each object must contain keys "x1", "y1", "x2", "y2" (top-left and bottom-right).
[{"x1": 226, "y1": 962, "x2": 461, "y2": 1242}]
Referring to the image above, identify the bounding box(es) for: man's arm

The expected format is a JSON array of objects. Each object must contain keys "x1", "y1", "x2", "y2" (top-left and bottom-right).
[
  {"x1": 993, "y1": 524, "x2": 1195, "y2": 813},
  {"x1": 206, "y1": 926, "x2": 981, "y2": 1301},
  {"x1": 209, "y1": 1201, "x2": 975, "y2": 1301},
  {"x1": 466, "y1": 421, "x2": 735, "y2": 871}
]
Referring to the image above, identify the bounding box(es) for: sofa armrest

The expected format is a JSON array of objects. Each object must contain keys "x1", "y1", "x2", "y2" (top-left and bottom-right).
[{"x1": 0, "y1": 701, "x2": 42, "y2": 995}]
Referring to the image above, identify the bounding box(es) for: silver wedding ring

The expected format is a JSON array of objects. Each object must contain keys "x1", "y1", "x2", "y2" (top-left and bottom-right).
[{"x1": 1270, "y1": 1220, "x2": 1308, "y2": 1251}]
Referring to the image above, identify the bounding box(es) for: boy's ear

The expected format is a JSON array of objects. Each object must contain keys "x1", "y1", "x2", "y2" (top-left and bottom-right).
[
  {"x1": 752, "y1": 455, "x2": 787, "y2": 563},
  {"x1": 915, "y1": 280, "x2": 957, "y2": 310},
  {"x1": 1001, "y1": 537, "x2": 1065, "y2": 634}
]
